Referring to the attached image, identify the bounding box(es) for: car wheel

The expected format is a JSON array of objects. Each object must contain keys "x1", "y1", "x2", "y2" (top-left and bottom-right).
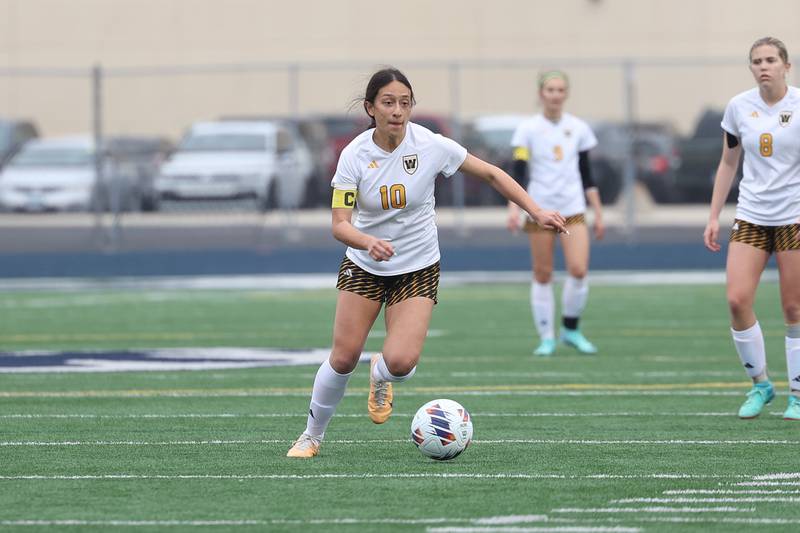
[{"x1": 259, "y1": 180, "x2": 279, "y2": 211}]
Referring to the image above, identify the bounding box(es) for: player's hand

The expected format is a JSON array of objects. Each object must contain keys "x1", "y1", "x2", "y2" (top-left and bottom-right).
[
  {"x1": 703, "y1": 219, "x2": 720, "y2": 252},
  {"x1": 593, "y1": 217, "x2": 605, "y2": 241},
  {"x1": 534, "y1": 209, "x2": 568, "y2": 234},
  {"x1": 367, "y1": 237, "x2": 395, "y2": 261}
]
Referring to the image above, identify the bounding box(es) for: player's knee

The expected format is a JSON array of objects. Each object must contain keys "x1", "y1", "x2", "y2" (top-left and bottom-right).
[
  {"x1": 534, "y1": 269, "x2": 553, "y2": 284},
  {"x1": 727, "y1": 292, "x2": 752, "y2": 317},
  {"x1": 329, "y1": 344, "x2": 362, "y2": 373},
  {"x1": 782, "y1": 301, "x2": 800, "y2": 324},
  {"x1": 567, "y1": 267, "x2": 587, "y2": 279},
  {"x1": 384, "y1": 354, "x2": 418, "y2": 377}
]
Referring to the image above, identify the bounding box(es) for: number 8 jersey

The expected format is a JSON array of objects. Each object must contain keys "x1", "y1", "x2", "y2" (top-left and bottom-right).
[
  {"x1": 721, "y1": 86, "x2": 800, "y2": 225},
  {"x1": 331, "y1": 122, "x2": 467, "y2": 275}
]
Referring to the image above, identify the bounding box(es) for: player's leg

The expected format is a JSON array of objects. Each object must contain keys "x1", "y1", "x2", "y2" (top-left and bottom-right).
[
  {"x1": 528, "y1": 225, "x2": 558, "y2": 356},
  {"x1": 369, "y1": 262, "x2": 439, "y2": 423},
  {"x1": 558, "y1": 215, "x2": 596, "y2": 354},
  {"x1": 775, "y1": 226, "x2": 800, "y2": 420},
  {"x1": 288, "y1": 261, "x2": 383, "y2": 457},
  {"x1": 727, "y1": 232, "x2": 772, "y2": 419}
]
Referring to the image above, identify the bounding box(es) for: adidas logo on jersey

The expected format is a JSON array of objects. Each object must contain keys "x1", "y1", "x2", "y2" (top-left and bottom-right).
[
  {"x1": 368, "y1": 160, "x2": 379, "y2": 169},
  {"x1": 750, "y1": 111, "x2": 759, "y2": 118}
]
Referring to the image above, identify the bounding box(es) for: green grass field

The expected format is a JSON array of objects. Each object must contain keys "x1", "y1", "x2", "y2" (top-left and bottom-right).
[{"x1": 1, "y1": 282, "x2": 798, "y2": 532}]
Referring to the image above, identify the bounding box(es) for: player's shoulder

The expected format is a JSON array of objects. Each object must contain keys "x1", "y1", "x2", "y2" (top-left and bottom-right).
[
  {"x1": 563, "y1": 112, "x2": 592, "y2": 131},
  {"x1": 727, "y1": 87, "x2": 759, "y2": 108},
  {"x1": 339, "y1": 128, "x2": 374, "y2": 161}
]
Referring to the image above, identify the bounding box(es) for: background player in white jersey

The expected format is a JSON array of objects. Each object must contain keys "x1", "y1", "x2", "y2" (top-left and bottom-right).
[
  {"x1": 507, "y1": 71, "x2": 605, "y2": 357},
  {"x1": 287, "y1": 68, "x2": 568, "y2": 457},
  {"x1": 704, "y1": 37, "x2": 800, "y2": 420}
]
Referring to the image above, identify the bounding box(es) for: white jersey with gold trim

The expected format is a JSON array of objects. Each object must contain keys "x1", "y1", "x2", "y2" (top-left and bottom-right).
[
  {"x1": 331, "y1": 122, "x2": 467, "y2": 276},
  {"x1": 510, "y1": 112, "x2": 597, "y2": 217},
  {"x1": 721, "y1": 86, "x2": 800, "y2": 225}
]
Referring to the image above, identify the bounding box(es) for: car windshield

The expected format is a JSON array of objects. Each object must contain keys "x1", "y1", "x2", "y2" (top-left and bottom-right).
[
  {"x1": 478, "y1": 129, "x2": 516, "y2": 151},
  {"x1": 179, "y1": 134, "x2": 266, "y2": 152},
  {"x1": 9, "y1": 147, "x2": 93, "y2": 167}
]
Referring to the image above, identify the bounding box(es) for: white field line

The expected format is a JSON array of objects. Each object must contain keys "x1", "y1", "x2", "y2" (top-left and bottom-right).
[
  {"x1": 0, "y1": 411, "x2": 752, "y2": 420},
  {"x1": 551, "y1": 507, "x2": 753, "y2": 514},
  {"x1": 664, "y1": 489, "x2": 800, "y2": 495},
  {"x1": 3, "y1": 438, "x2": 798, "y2": 447},
  {"x1": 426, "y1": 526, "x2": 641, "y2": 533},
  {"x1": 551, "y1": 516, "x2": 800, "y2": 526},
  {"x1": 736, "y1": 482, "x2": 800, "y2": 486},
  {"x1": 613, "y1": 497, "x2": 800, "y2": 503},
  {"x1": 752, "y1": 472, "x2": 800, "y2": 479},
  {"x1": 0, "y1": 390, "x2": 747, "y2": 399},
  {"x1": 0, "y1": 473, "x2": 750, "y2": 481}
]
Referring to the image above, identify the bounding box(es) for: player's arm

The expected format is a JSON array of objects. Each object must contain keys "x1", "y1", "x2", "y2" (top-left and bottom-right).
[
  {"x1": 579, "y1": 150, "x2": 604, "y2": 240},
  {"x1": 331, "y1": 188, "x2": 394, "y2": 261},
  {"x1": 506, "y1": 146, "x2": 530, "y2": 232},
  {"x1": 459, "y1": 153, "x2": 567, "y2": 233},
  {"x1": 704, "y1": 132, "x2": 742, "y2": 251}
]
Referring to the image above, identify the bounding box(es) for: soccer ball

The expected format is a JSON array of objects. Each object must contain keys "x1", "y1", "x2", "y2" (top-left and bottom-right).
[{"x1": 410, "y1": 399, "x2": 473, "y2": 460}]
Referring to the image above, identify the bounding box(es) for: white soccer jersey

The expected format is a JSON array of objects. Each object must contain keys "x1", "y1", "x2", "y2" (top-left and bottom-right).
[
  {"x1": 331, "y1": 122, "x2": 467, "y2": 276},
  {"x1": 721, "y1": 86, "x2": 800, "y2": 225},
  {"x1": 510, "y1": 113, "x2": 597, "y2": 217}
]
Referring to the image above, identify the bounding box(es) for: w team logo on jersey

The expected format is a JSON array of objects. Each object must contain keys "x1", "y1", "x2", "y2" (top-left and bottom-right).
[
  {"x1": 402, "y1": 154, "x2": 418, "y2": 175},
  {"x1": 779, "y1": 111, "x2": 793, "y2": 127}
]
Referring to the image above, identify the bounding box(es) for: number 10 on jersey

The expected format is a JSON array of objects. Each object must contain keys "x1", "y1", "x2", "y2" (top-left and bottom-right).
[{"x1": 379, "y1": 184, "x2": 407, "y2": 209}]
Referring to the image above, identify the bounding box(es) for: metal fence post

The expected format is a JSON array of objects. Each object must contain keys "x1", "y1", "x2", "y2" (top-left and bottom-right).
[
  {"x1": 449, "y1": 62, "x2": 468, "y2": 236},
  {"x1": 621, "y1": 60, "x2": 637, "y2": 241},
  {"x1": 91, "y1": 64, "x2": 113, "y2": 248}
]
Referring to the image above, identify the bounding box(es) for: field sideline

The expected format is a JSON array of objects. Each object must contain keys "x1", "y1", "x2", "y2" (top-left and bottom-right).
[{"x1": 1, "y1": 281, "x2": 797, "y2": 532}]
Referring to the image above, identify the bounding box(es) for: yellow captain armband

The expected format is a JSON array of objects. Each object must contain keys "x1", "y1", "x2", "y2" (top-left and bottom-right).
[
  {"x1": 332, "y1": 188, "x2": 357, "y2": 208},
  {"x1": 512, "y1": 146, "x2": 530, "y2": 161}
]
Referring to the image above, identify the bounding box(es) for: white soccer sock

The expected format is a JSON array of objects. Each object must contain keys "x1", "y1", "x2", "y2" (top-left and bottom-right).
[
  {"x1": 372, "y1": 353, "x2": 416, "y2": 382},
  {"x1": 786, "y1": 324, "x2": 800, "y2": 392},
  {"x1": 562, "y1": 275, "x2": 589, "y2": 319},
  {"x1": 305, "y1": 358, "x2": 354, "y2": 439},
  {"x1": 531, "y1": 282, "x2": 555, "y2": 340},
  {"x1": 731, "y1": 322, "x2": 767, "y2": 379}
]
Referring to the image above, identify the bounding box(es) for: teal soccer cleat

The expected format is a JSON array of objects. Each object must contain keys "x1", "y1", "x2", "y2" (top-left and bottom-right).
[
  {"x1": 738, "y1": 381, "x2": 774, "y2": 419},
  {"x1": 560, "y1": 329, "x2": 597, "y2": 354},
  {"x1": 783, "y1": 395, "x2": 800, "y2": 421},
  {"x1": 534, "y1": 338, "x2": 557, "y2": 357}
]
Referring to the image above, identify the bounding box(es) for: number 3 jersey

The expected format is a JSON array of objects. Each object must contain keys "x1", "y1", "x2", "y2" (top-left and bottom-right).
[
  {"x1": 331, "y1": 122, "x2": 467, "y2": 276},
  {"x1": 510, "y1": 113, "x2": 597, "y2": 217},
  {"x1": 721, "y1": 86, "x2": 800, "y2": 225}
]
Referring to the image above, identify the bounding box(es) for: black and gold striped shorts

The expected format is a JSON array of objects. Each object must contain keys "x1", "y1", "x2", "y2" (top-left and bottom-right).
[
  {"x1": 524, "y1": 213, "x2": 585, "y2": 233},
  {"x1": 335, "y1": 257, "x2": 440, "y2": 306},
  {"x1": 729, "y1": 218, "x2": 800, "y2": 253}
]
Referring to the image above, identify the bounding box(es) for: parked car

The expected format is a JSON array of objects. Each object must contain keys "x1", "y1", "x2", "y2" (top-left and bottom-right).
[
  {"x1": 155, "y1": 121, "x2": 314, "y2": 209},
  {"x1": 0, "y1": 136, "x2": 147, "y2": 212},
  {"x1": 105, "y1": 136, "x2": 174, "y2": 211},
  {"x1": 674, "y1": 109, "x2": 741, "y2": 203},
  {"x1": 460, "y1": 114, "x2": 528, "y2": 205},
  {"x1": 0, "y1": 119, "x2": 39, "y2": 168},
  {"x1": 590, "y1": 121, "x2": 682, "y2": 204}
]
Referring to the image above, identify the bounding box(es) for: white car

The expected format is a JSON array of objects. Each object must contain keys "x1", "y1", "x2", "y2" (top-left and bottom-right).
[
  {"x1": 0, "y1": 136, "x2": 142, "y2": 212},
  {"x1": 155, "y1": 121, "x2": 314, "y2": 209}
]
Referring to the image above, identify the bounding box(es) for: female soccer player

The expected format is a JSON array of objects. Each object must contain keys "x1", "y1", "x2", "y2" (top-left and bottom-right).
[
  {"x1": 287, "y1": 67, "x2": 567, "y2": 457},
  {"x1": 507, "y1": 70, "x2": 604, "y2": 357},
  {"x1": 704, "y1": 37, "x2": 800, "y2": 420}
]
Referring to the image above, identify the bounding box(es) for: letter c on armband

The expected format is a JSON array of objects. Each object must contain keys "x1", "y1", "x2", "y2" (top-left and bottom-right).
[{"x1": 332, "y1": 189, "x2": 357, "y2": 208}]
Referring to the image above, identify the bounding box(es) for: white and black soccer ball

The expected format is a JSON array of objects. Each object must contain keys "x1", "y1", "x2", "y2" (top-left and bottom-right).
[{"x1": 410, "y1": 398, "x2": 473, "y2": 460}]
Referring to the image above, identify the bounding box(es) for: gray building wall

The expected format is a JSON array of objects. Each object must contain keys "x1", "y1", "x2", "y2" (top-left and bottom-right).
[{"x1": 0, "y1": 0, "x2": 797, "y2": 138}]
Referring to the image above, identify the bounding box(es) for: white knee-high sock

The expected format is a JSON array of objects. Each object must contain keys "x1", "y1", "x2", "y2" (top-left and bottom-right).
[
  {"x1": 786, "y1": 324, "x2": 800, "y2": 392},
  {"x1": 372, "y1": 353, "x2": 416, "y2": 382},
  {"x1": 305, "y1": 358, "x2": 354, "y2": 439},
  {"x1": 562, "y1": 275, "x2": 589, "y2": 319},
  {"x1": 531, "y1": 282, "x2": 555, "y2": 340},
  {"x1": 731, "y1": 322, "x2": 767, "y2": 379}
]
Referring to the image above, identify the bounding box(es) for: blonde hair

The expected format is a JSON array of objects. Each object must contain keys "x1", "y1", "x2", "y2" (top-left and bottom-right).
[
  {"x1": 749, "y1": 37, "x2": 789, "y2": 64},
  {"x1": 538, "y1": 70, "x2": 569, "y2": 90}
]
